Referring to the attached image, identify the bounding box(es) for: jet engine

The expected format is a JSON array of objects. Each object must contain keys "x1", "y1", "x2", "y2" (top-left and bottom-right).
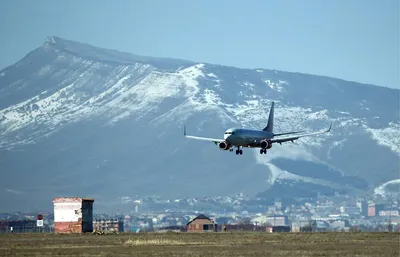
[
  {"x1": 260, "y1": 139, "x2": 272, "y2": 149},
  {"x1": 218, "y1": 141, "x2": 231, "y2": 150}
]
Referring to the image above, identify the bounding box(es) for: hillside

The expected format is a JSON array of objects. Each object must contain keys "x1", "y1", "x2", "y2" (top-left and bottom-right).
[{"x1": 0, "y1": 36, "x2": 399, "y2": 212}]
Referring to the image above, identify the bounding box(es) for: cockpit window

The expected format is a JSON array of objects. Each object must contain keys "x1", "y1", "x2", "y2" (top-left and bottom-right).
[{"x1": 225, "y1": 131, "x2": 235, "y2": 135}]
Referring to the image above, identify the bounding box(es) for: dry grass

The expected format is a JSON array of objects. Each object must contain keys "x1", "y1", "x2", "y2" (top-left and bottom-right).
[
  {"x1": 124, "y1": 238, "x2": 205, "y2": 246},
  {"x1": 0, "y1": 232, "x2": 398, "y2": 257}
]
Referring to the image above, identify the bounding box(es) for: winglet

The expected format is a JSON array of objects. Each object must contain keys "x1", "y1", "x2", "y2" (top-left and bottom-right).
[
  {"x1": 326, "y1": 122, "x2": 332, "y2": 133},
  {"x1": 183, "y1": 124, "x2": 186, "y2": 136}
]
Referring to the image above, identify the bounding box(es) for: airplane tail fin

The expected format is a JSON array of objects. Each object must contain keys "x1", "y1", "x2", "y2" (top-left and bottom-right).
[{"x1": 262, "y1": 101, "x2": 274, "y2": 132}]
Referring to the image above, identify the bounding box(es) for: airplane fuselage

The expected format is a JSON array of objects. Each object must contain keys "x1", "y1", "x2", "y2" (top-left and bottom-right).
[{"x1": 224, "y1": 128, "x2": 274, "y2": 147}]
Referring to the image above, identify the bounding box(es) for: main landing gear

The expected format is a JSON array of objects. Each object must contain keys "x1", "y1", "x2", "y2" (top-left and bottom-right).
[
  {"x1": 260, "y1": 149, "x2": 267, "y2": 154},
  {"x1": 234, "y1": 146, "x2": 243, "y2": 155}
]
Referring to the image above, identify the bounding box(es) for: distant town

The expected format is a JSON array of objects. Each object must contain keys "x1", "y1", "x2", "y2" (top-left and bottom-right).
[{"x1": 1, "y1": 193, "x2": 399, "y2": 233}]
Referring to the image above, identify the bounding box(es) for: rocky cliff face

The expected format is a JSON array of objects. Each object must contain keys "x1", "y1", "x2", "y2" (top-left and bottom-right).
[{"x1": 0, "y1": 36, "x2": 399, "y2": 212}]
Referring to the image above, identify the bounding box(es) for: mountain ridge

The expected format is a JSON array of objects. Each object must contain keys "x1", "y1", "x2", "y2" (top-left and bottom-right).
[
  {"x1": 0, "y1": 36, "x2": 399, "y2": 212},
  {"x1": 6, "y1": 35, "x2": 395, "y2": 90},
  {"x1": 50, "y1": 36, "x2": 400, "y2": 90}
]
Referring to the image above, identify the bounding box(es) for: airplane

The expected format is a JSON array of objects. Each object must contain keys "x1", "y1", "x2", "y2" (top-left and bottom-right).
[{"x1": 183, "y1": 101, "x2": 332, "y2": 155}]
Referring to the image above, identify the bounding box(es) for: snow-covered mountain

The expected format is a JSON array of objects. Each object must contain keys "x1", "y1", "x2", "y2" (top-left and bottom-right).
[{"x1": 1, "y1": 36, "x2": 399, "y2": 212}]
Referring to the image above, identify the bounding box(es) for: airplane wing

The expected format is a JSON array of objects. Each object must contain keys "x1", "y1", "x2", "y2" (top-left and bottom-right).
[
  {"x1": 183, "y1": 125, "x2": 225, "y2": 144},
  {"x1": 273, "y1": 130, "x2": 306, "y2": 136},
  {"x1": 271, "y1": 122, "x2": 332, "y2": 145}
]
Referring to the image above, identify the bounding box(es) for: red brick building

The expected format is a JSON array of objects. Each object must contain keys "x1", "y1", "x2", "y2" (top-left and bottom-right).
[
  {"x1": 186, "y1": 214, "x2": 217, "y2": 232},
  {"x1": 53, "y1": 197, "x2": 94, "y2": 233}
]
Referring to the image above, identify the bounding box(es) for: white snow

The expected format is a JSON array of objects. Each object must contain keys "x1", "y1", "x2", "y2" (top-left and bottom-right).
[
  {"x1": 245, "y1": 100, "x2": 259, "y2": 107},
  {"x1": 36, "y1": 65, "x2": 54, "y2": 77},
  {"x1": 326, "y1": 139, "x2": 347, "y2": 159},
  {"x1": 374, "y1": 179, "x2": 400, "y2": 197},
  {"x1": 256, "y1": 160, "x2": 340, "y2": 189},
  {"x1": 241, "y1": 82, "x2": 256, "y2": 92},
  {"x1": 308, "y1": 110, "x2": 329, "y2": 120},
  {"x1": 105, "y1": 65, "x2": 203, "y2": 123},
  {"x1": 202, "y1": 89, "x2": 222, "y2": 105},
  {"x1": 365, "y1": 122, "x2": 400, "y2": 155},
  {"x1": 333, "y1": 139, "x2": 346, "y2": 147},
  {"x1": 264, "y1": 79, "x2": 286, "y2": 92},
  {"x1": 1, "y1": 54, "x2": 399, "y2": 167},
  {"x1": 0, "y1": 62, "x2": 155, "y2": 141},
  {"x1": 264, "y1": 163, "x2": 302, "y2": 184}
]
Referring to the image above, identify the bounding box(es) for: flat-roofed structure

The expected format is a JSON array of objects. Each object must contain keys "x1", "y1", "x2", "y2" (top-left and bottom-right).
[{"x1": 53, "y1": 197, "x2": 94, "y2": 233}]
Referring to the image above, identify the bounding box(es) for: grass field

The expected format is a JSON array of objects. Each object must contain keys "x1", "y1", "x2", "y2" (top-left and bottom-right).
[{"x1": 0, "y1": 232, "x2": 399, "y2": 256}]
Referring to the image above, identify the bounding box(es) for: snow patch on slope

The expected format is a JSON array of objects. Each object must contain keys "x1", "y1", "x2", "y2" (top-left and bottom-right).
[
  {"x1": 264, "y1": 79, "x2": 287, "y2": 92},
  {"x1": 1, "y1": 80, "x2": 79, "y2": 134},
  {"x1": 327, "y1": 139, "x2": 347, "y2": 159},
  {"x1": 241, "y1": 82, "x2": 256, "y2": 93},
  {"x1": 1, "y1": 52, "x2": 399, "y2": 162},
  {"x1": 105, "y1": 64, "x2": 206, "y2": 123},
  {"x1": 0, "y1": 62, "x2": 154, "y2": 146},
  {"x1": 0, "y1": 62, "x2": 208, "y2": 143},
  {"x1": 265, "y1": 163, "x2": 302, "y2": 184},
  {"x1": 253, "y1": 145, "x2": 329, "y2": 186},
  {"x1": 374, "y1": 179, "x2": 400, "y2": 197},
  {"x1": 260, "y1": 161, "x2": 340, "y2": 189},
  {"x1": 202, "y1": 89, "x2": 222, "y2": 105},
  {"x1": 255, "y1": 141, "x2": 317, "y2": 163},
  {"x1": 365, "y1": 122, "x2": 400, "y2": 155}
]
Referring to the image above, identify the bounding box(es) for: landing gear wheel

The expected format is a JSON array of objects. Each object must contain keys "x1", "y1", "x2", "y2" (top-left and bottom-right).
[
  {"x1": 260, "y1": 149, "x2": 267, "y2": 154},
  {"x1": 235, "y1": 147, "x2": 243, "y2": 155}
]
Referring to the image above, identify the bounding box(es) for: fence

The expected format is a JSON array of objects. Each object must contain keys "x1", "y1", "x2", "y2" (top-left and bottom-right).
[{"x1": 0, "y1": 220, "x2": 53, "y2": 233}]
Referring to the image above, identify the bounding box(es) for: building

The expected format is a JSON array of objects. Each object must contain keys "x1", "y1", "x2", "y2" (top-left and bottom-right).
[
  {"x1": 223, "y1": 224, "x2": 268, "y2": 232},
  {"x1": 266, "y1": 215, "x2": 289, "y2": 226},
  {"x1": 368, "y1": 204, "x2": 375, "y2": 217},
  {"x1": 272, "y1": 225, "x2": 291, "y2": 232},
  {"x1": 361, "y1": 201, "x2": 369, "y2": 217},
  {"x1": 53, "y1": 197, "x2": 94, "y2": 233},
  {"x1": 186, "y1": 214, "x2": 217, "y2": 232},
  {"x1": 368, "y1": 203, "x2": 386, "y2": 217},
  {"x1": 378, "y1": 210, "x2": 399, "y2": 217},
  {"x1": 93, "y1": 219, "x2": 124, "y2": 232}
]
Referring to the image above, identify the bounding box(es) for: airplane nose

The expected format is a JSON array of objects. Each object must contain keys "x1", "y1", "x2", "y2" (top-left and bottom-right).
[{"x1": 224, "y1": 134, "x2": 230, "y2": 141}]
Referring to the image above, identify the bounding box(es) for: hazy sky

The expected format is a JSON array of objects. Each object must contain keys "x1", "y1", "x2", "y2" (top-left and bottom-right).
[{"x1": 1, "y1": 0, "x2": 399, "y2": 89}]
